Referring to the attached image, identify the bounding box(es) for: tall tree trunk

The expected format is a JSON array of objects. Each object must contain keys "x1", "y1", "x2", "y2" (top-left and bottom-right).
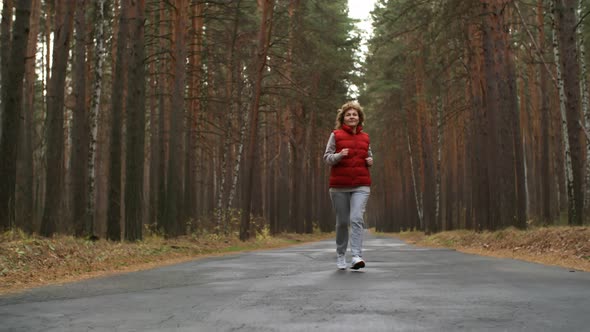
[
  {"x1": 304, "y1": 109, "x2": 315, "y2": 234},
  {"x1": 551, "y1": 0, "x2": 578, "y2": 225},
  {"x1": 556, "y1": 0, "x2": 584, "y2": 225},
  {"x1": 499, "y1": 4, "x2": 526, "y2": 229},
  {"x1": 0, "y1": 0, "x2": 32, "y2": 230},
  {"x1": 405, "y1": 116, "x2": 423, "y2": 230},
  {"x1": 290, "y1": 105, "x2": 304, "y2": 233},
  {"x1": 40, "y1": 0, "x2": 75, "y2": 236},
  {"x1": 463, "y1": 77, "x2": 474, "y2": 230},
  {"x1": 481, "y1": 1, "x2": 504, "y2": 230},
  {"x1": 92, "y1": 0, "x2": 117, "y2": 238},
  {"x1": 107, "y1": 0, "x2": 129, "y2": 241},
  {"x1": 124, "y1": 0, "x2": 146, "y2": 241},
  {"x1": 16, "y1": 0, "x2": 40, "y2": 233},
  {"x1": 164, "y1": 0, "x2": 187, "y2": 237},
  {"x1": 467, "y1": 20, "x2": 488, "y2": 231},
  {"x1": 0, "y1": 0, "x2": 14, "y2": 132},
  {"x1": 157, "y1": 89, "x2": 167, "y2": 231},
  {"x1": 286, "y1": 0, "x2": 303, "y2": 234},
  {"x1": 516, "y1": 0, "x2": 554, "y2": 224},
  {"x1": 87, "y1": 0, "x2": 107, "y2": 238},
  {"x1": 415, "y1": 45, "x2": 436, "y2": 234},
  {"x1": 148, "y1": 3, "x2": 160, "y2": 228},
  {"x1": 512, "y1": 0, "x2": 556, "y2": 217},
  {"x1": 184, "y1": 0, "x2": 203, "y2": 224},
  {"x1": 217, "y1": 1, "x2": 241, "y2": 232},
  {"x1": 240, "y1": 0, "x2": 274, "y2": 241},
  {"x1": 435, "y1": 96, "x2": 443, "y2": 230},
  {"x1": 227, "y1": 84, "x2": 248, "y2": 233},
  {"x1": 71, "y1": 0, "x2": 88, "y2": 236},
  {"x1": 156, "y1": 1, "x2": 169, "y2": 232},
  {"x1": 578, "y1": 0, "x2": 590, "y2": 219},
  {"x1": 37, "y1": 1, "x2": 51, "y2": 224}
]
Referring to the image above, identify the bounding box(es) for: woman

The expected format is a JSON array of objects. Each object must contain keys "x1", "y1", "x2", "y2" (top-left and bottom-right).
[{"x1": 323, "y1": 101, "x2": 373, "y2": 270}]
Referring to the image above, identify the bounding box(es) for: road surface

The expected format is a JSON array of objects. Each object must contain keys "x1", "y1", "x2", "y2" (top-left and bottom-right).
[{"x1": 1, "y1": 232, "x2": 589, "y2": 331}]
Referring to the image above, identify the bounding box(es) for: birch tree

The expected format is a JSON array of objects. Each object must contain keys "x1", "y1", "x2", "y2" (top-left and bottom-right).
[
  {"x1": 435, "y1": 96, "x2": 442, "y2": 228},
  {"x1": 216, "y1": 1, "x2": 242, "y2": 232},
  {"x1": 415, "y1": 45, "x2": 436, "y2": 234},
  {"x1": 552, "y1": 0, "x2": 582, "y2": 225},
  {"x1": 406, "y1": 118, "x2": 423, "y2": 230},
  {"x1": 578, "y1": 0, "x2": 590, "y2": 215},
  {"x1": 86, "y1": 0, "x2": 107, "y2": 237},
  {"x1": 538, "y1": 0, "x2": 553, "y2": 224}
]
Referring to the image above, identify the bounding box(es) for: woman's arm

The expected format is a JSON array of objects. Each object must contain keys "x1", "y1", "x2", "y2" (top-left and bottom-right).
[{"x1": 323, "y1": 133, "x2": 344, "y2": 166}]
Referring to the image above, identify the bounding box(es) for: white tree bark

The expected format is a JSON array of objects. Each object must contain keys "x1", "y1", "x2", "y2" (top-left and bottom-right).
[
  {"x1": 577, "y1": 0, "x2": 589, "y2": 118},
  {"x1": 523, "y1": 135, "x2": 530, "y2": 213},
  {"x1": 435, "y1": 96, "x2": 442, "y2": 228},
  {"x1": 216, "y1": 6, "x2": 241, "y2": 233},
  {"x1": 513, "y1": 2, "x2": 558, "y2": 89},
  {"x1": 216, "y1": 131, "x2": 230, "y2": 232},
  {"x1": 550, "y1": 0, "x2": 575, "y2": 219},
  {"x1": 216, "y1": 106, "x2": 234, "y2": 232},
  {"x1": 86, "y1": 0, "x2": 106, "y2": 236},
  {"x1": 578, "y1": 0, "x2": 590, "y2": 210},
  {"x1": 406, "y1": 122, "x2": 423, "y2": 229},
  {"x1": 226, "y1": 102, "x2": 249, "y2": 233},
  {"x1": 227, "y1": 83, "x2": 251, "y2": 233}
]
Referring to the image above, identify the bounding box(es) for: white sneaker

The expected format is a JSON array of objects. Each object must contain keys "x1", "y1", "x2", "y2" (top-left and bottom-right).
[
  {"x1": 336, "y1": 255, "x2": 347, "y2": 270},
  {"x1": 351, "y1": 255, "x2": 365, "y2": 270}
]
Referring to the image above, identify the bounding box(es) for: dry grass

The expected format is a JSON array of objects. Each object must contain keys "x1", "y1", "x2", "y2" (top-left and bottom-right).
[
  {"x1": 4, "y1": 226, "x2": 588, "y2": 295},
  {"x1": 388, "y1": 226, "x2": 590, "y2": 272},
  {"x1": 0, "y1": 230, "x2": 332, "y2": 295}
]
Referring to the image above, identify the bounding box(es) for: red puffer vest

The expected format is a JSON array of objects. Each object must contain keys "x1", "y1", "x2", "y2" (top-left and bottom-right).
[{"x1": 329, "y1": 124, "x2": 371, "y2": 188}]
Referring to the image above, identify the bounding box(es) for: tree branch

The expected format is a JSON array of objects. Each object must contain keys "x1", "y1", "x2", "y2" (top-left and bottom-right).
[
  {"x1": 574, "y1": 9, "x2": 590, "y2": 32},
  {"x1": 512, "y1": 1, "x2": 558, "y2": 90}
]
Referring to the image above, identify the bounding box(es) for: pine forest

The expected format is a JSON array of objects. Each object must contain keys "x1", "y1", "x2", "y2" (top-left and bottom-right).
[{"x1": 0, "y1": 0, "x2": 589, "y2": 242}]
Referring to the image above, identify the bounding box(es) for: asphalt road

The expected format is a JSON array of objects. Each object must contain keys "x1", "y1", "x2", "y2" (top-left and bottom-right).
[{"x1": 1, "y1": 232, "x2": 589, "y2": 331}]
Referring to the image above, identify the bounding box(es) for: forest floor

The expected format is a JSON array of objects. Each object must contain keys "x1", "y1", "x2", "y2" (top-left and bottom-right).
[
  {"x1": 388, "y1": 226, "x2": 590, "y2": 273},
  {"x1": 0, "y1": 230, "x2": 333, "y2": 295},
  {"x1": 1, "y1": 226, "x2": 589, "y2": 295}
]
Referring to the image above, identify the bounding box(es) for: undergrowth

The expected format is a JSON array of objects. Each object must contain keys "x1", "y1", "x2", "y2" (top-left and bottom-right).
[
  {"x1": 386, "y1": 226, "x2": 590, "y2": 272},
  {"x1": 0, "y1": 226, "x2": 331, "y2": 294}
]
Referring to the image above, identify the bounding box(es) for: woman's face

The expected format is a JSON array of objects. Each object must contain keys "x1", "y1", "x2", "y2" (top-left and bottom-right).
[{"x1": 343, "y1": 109, "x2": 359, "y2": 128}]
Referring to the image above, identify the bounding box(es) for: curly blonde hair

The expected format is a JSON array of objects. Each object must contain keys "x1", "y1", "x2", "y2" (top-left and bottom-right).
[{"x1": 334, "y1": 101, "x2": 365, "y2": 129}]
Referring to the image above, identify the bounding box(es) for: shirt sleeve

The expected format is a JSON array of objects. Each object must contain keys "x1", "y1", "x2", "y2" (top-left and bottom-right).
[
  {"x1": 368, "y1": 145, "x2": 373, "y2": 159},
  {"x1": 323, "y1": 133, "x2": 344, "y2": 166}
]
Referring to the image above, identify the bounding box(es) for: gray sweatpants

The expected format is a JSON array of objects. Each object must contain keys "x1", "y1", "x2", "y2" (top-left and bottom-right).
[{"x1": 330, "y1": 190, "x2": 370, "y2": 257}]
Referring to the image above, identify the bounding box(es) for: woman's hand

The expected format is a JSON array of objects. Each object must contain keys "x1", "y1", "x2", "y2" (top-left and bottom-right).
[
  {"x1": 365, "y1": 157, "x2": 373, "y2": 167},
  {"x1": 340, "y1": 148, "x2": 350, "y2": 156}
]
